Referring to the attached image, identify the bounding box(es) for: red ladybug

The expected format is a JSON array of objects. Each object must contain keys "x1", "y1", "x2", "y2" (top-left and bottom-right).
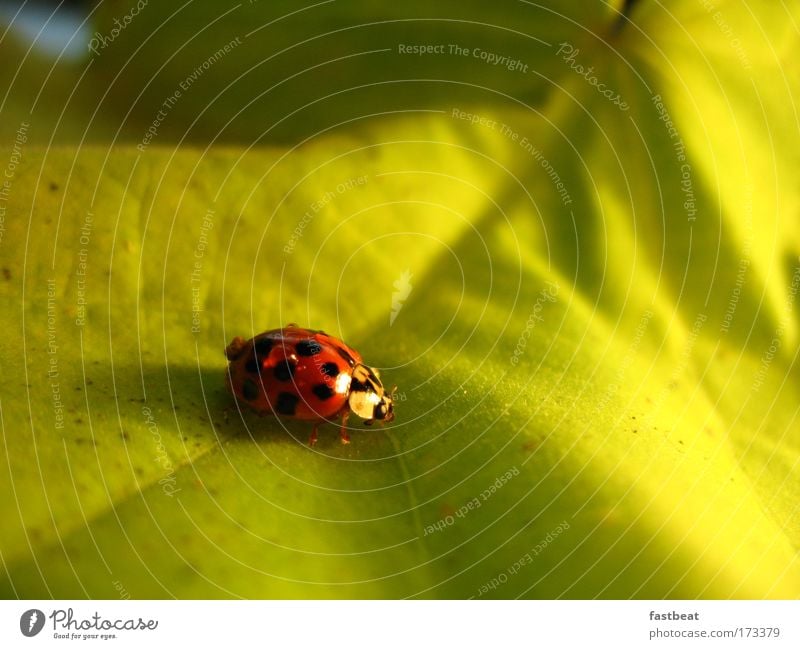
[{"x1": 225, "y1": 324, "x2": 395, "y2": 444}]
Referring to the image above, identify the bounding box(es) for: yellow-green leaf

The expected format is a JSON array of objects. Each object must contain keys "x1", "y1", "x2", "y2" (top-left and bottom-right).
[{"x1": 0, "y1": 0, "x2": 798, "y2": 598}]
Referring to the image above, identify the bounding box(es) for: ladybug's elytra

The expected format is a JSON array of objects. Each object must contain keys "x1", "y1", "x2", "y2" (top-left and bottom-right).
[{"x1": 225, "y1": 324, "x2": 395, "y2": 444}]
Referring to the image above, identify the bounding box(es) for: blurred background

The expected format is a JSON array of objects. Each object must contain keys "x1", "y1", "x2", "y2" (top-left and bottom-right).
[{"x1": 1, "y1": 0, "x2": 798, "y2": 599}]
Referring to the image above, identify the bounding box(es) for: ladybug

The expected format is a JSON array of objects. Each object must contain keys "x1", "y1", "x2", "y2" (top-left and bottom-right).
[{"x1": 225, "y1": 324, "x2": 395, "y2": 444}]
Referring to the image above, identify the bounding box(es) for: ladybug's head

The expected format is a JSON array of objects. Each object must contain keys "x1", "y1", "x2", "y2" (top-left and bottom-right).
[{"x1": 348, "y1": 364, "x2": 395, "y2": 424}]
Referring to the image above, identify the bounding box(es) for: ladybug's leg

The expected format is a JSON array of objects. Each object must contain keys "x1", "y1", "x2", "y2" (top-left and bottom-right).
[
  {"x1": 308, "y1": 422, "x2": 320, "y2": 447},
  {"x1": 339, "y1": 411, "x2": 351, "y2": 445}
]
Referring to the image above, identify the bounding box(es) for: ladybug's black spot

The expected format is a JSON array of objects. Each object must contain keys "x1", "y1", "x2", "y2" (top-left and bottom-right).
[
  {"x1": 296, "y1": 339, "x2": 322, "y2": 356},
  {"x1": 312, "y1": 383, "x2": 334, "y2": 400},
  {"x1": 254, "y1": 337, "x2": 274, "y2": 359},
  {"x1": 245, "y1": 352, "x2": 260, "y2": 374},
  {"x1": 335, "y1": 346, "x2": 356, "y2": 366},
  {"x1": 275, "y1": 392, "x2": 299, "y2": 415},
  {"x1": 273, "y1": 359, "x2": 295, "y2": 382},
  {"x1": 321, "y1": 362, "x2": 340, "y2": 378},
  {"x1": 242, "y1": 379, "x2": 259, "y2": 401},
  {"x1": 246, "y1": 337, "x2": 274, "y2": 373}
]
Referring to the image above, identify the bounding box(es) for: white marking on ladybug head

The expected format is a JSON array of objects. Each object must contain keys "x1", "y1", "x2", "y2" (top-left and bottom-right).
[
  {"x1": 335, "y1": 372, "x2": 352, "y2": 395},
  {"x1": 348, "y1": 390, "x2": 377, "y2": 420},
  {"x1": 347, "y1": 364, "x2": 394, "y2": 423}
]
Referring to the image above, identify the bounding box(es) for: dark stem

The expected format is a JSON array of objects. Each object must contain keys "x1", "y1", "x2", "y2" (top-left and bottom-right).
[{"x1": 613, "y1": 0, "x2": 642, "y2": 35}]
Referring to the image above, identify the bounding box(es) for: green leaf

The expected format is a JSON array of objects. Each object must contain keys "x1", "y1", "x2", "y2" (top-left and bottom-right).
[{"x1": 1, "y1": 0, "x2": 798, "y2": 598}]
